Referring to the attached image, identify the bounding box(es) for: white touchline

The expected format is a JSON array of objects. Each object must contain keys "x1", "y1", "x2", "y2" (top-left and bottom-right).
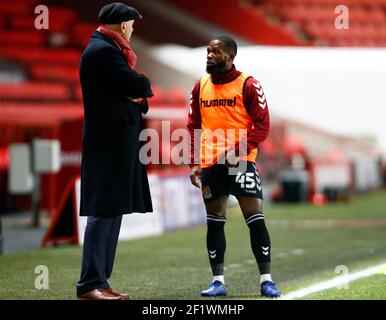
[{"x1": 279, "y1": 263, "x2": 386, "y2": 300}]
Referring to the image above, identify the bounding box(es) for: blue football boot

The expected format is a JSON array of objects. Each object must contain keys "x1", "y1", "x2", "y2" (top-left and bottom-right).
[
  {"x1": 200, "y1": 280, "x2": 227, "y2": 297},
  {"x1": 260, "y1": 281, "x2": 281, "y2": 298}
]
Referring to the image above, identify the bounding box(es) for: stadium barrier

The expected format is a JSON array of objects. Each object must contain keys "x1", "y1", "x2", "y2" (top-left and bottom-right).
[
  {"x1": 353, "y1": 156, "x2": 382, "y2": 192},
  {"x1": 309, "y1": 159, "x2": 353, "y2": 202},
  {"x1": 42, "y1": 171, "x2": 206, "y2": 246},
  {"x1": 0, "y1": 106, "x2": 84, "y2": 213}
]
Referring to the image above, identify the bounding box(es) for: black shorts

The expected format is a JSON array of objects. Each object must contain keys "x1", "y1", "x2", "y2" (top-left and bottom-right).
[{"x1": 200, "y1": 161, "x2": 263, "y2": 203}]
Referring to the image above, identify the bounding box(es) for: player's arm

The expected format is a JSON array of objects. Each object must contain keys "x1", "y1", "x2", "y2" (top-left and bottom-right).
[
  {"x1": 187, "y1": 80, "x2": 202, "y2": 188},
  {"x1": 235, "y1": 77, "x2": 270, "y2": 156}
]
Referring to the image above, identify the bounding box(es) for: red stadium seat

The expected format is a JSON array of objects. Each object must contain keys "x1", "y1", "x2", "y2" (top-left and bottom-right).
[
  {"x1": 0, "y1": 3, "x2": 31, "y2": 15},
  {"x1": 49, "y1": 7, "x2": 78, "y2": 24},
  {"x1": 168, "y1": 87, "x2": 187, "y2": 105},
  {"x1": 0, "y1": 105, "x2": 83, "y2": 135},
  {"x1": 0, "y1": 148, "x2": 9, "y2": 171},
  {"x1": 0, "y1": 82, "x2": 71, "y2": 102},
  {"x1": 0, "y1": 47, "x2": 81, "y2": 65},
  {"x1": 10, "y1": 16, "x2": 70, "y2": 33},
  {"x1": 74, "y1": 85, "x2": 83, "y2": 101},
  {"x1": 258, "y1": 0, "x2": 386, "y2": 46},
  {"x1": 71, "y1": 23, "x2": 97, "y2": 47},
  {"x1": 0, "y1": 31, "x2": 46, "y2": 46},
  {"x1": 9, "y1": 16, "x2": 36, "y2": 29},
  {"x1": 29, "y1": 65, "x2": 79, "y2": 83}
]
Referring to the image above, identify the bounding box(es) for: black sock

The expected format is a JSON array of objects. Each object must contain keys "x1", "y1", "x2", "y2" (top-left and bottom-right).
[
  {"x1": 245, "y1": 212, "x2": 271, "y2": 275},
  {"x1": 206, "y1": 214, "x2": 226, "y2": 276}
]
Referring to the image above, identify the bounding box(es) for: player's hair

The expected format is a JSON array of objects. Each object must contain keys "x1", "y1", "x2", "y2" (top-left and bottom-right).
[{"x1": 215, "y1": 35, "x2": 237, "y2": 58}]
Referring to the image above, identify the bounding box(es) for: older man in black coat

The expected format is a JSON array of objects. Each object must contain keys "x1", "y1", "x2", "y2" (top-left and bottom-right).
[{"x1": 76, "y1": 3, "x2": 153, "y2": 300}]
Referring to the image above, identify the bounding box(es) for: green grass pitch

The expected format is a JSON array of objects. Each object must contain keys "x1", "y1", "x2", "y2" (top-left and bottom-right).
[{"x1": 0, "y1": 191, "x2": 385, "y2": 300}]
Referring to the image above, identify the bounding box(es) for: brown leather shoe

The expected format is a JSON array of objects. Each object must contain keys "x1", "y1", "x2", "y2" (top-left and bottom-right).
[
  {"x1": 78, "y1": 288, "x2": 123, "y2": 300},
  {"x1": 106, "y1": 288, "x2": 132, "y2": 300}
]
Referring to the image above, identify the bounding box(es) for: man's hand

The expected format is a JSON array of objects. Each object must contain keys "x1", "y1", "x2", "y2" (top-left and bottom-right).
[
  {"x1": 189, "y1": 165, "x2": 201, "y2": 188},
  {"x1": 128, "y1": 97, "x2": 145, "y2": 104},
  {"x1": 128, "y1": 97, "x2": 149, "y2": 114},
  {"x1": 224, "y1": 148, "x2": 240, "y2": 167}
]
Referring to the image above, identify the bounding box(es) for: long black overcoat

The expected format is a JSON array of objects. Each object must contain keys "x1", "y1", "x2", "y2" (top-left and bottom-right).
[{"x1": 79, "y1": 31, "x2": 153, "y2": 216}]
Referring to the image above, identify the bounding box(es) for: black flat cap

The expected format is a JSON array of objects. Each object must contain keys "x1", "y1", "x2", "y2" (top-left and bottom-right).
[{"x1": 98, "y1": 2, "x2": 142, "y2": 24}]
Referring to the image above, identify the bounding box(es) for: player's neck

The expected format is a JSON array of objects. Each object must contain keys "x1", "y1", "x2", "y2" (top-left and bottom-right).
[{"x1": 210, "y1": 65, "x2": 240, "y2": 84}]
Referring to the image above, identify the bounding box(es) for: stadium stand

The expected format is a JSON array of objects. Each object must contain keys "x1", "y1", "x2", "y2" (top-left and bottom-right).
[
  {"x1": 0, "y1": 0, "x2": 190, "y2": 214},
  {"x1": 257, "y1": 0, "x2": 386, "y2": 46},
  {"x1": 0, "y1": 82, "x2": 71, "y2": 102},
  {"x1": 29, "y1": 65, "x2": 79, "y2": 83},
  {"x1": 0, "y1": 47, "x2": 81, "y2": 65},
  {"x1": 0, "y1": 0, "x2": 383, "y2": 216},
  {"x1": 166, "y1": 0, "x2": 304, "y2": 45},
  {"x1": 166, "y1": 0, "x2": 386, "y2": 47}
]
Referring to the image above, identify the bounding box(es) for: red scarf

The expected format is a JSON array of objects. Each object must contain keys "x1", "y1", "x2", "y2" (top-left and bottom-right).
[{"x1": 97, "y1": 25, "x2": 137, "y2": 69}]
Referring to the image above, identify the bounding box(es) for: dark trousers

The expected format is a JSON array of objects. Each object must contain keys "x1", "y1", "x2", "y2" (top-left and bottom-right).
[{"x1": 76, "y1": 215, "x2": 122, "y2": 296}]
